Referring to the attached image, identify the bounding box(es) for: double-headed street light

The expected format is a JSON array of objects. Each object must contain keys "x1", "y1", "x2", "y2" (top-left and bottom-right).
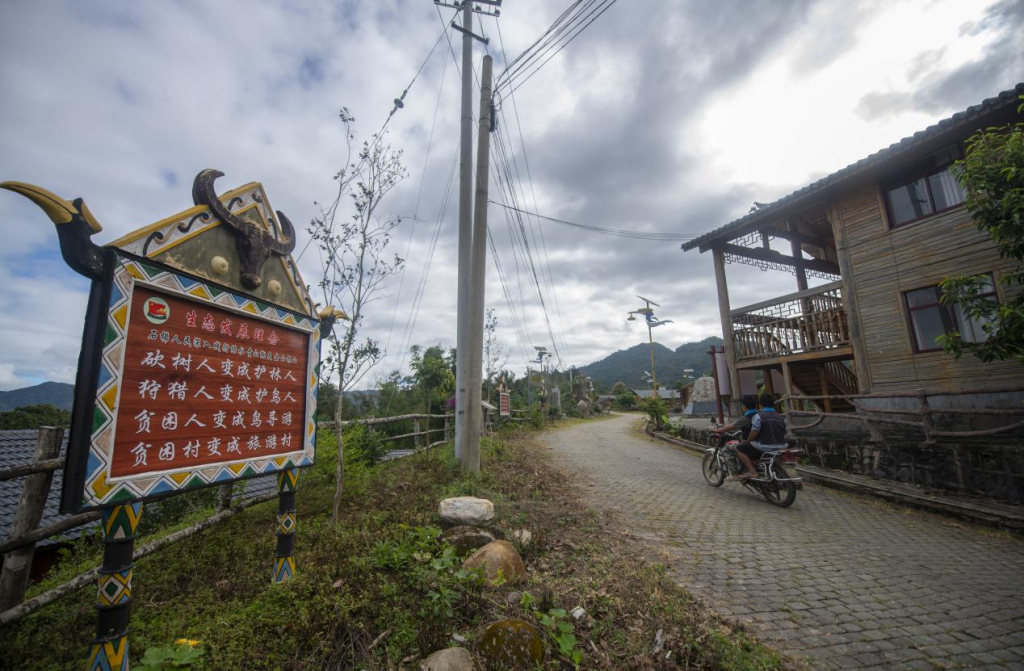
[{"x1": 627, "y1": 295, "x2": 673, "y2": 399}]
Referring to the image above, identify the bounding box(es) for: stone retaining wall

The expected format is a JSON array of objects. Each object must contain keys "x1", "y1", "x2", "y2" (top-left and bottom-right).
[{"x1": 674, "y1": 424, "x2": 1024, "y2": 503}]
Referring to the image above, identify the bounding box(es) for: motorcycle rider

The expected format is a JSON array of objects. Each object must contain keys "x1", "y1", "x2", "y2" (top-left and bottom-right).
[
  {"x1": 730, "y1": 392, "x2": 788, "y2": 481},
  {"x1": 711, "y1": 395, "x2": 758, "y2": 441}
]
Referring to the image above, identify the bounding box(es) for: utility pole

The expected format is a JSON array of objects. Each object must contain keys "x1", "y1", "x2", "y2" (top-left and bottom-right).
[
  {"x1": 463, "y1": 55, "x2": 493, "y2": 472},
  {"x1": 453, "y1": 0, "x2": 474, "y2": 461},
  {"x1": 437, "y1": 0, "x2": 498, "y2": 465}
]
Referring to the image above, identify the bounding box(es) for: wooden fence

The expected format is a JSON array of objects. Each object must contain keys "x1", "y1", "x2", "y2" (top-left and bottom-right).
[
  {"x1": 0, "y1": 413, "x2": 453, "y2": 627},
  {"x1": 784, "y1": 386, "x2": 1024, "y2": 444}
]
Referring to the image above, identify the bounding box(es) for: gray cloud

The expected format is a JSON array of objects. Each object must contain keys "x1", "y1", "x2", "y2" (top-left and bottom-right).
[{"x1": 0, "y1": 0, "x2": 1015, "y2": 385}]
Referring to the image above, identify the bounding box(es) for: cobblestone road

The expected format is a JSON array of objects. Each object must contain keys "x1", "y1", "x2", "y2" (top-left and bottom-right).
[{"x1": 540, "y1": 414, "x2": 1024, "y2": 670}]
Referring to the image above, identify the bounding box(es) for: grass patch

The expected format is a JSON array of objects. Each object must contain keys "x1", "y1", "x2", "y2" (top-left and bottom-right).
[{"x1": 3, "y1": 425, "x2": 784, "y2": 670}]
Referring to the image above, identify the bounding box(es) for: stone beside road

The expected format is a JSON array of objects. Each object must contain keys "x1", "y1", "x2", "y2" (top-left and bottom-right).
[
  {"x1": 439, "y1": 496, "x2": 495, "y2": 526},
  {"x1": 541, "y1": 413, "x2": 1024, "y2": 671}
]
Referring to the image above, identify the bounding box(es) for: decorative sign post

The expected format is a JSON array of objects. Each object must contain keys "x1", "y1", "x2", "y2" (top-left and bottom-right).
[{"x1": 1, "y1": 170, "x2": 342, "y2": 670}]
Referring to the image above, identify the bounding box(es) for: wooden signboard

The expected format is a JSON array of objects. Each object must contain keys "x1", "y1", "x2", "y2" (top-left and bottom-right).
[
  {"x1": 499, "y1": 392, "x2": 510, "y2": 417},
  {"x1": 63, "y1": 249, "x2": 322, "y2": 512}
]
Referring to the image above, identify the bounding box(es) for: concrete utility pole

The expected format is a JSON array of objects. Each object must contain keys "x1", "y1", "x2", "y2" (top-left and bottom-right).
[
  {"x1": 463, "y1": 55, "x2": 493, "y2": 472},
  {"x1": 453, "y1": 0, "x2": 474, "y2": 460}
]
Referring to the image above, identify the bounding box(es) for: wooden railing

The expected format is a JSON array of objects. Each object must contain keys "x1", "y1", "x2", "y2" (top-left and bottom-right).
[
  {"x1": 783, "y1": 386, "x2": 1024, "y2": 444},
  {"x1": 321, "y1": 413, "x2": 453, "y2": 451},
  {"x1": 0, "y1": 413, "x2": 454, "y2": 627},
  {"x1": 731, "y1": 281, "x2": 850, "y2": 361}
]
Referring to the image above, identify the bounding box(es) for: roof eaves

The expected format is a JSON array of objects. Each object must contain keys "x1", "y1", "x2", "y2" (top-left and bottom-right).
[{"x1": 680, "y1": 83, "x2": 1024, "y2": 253}]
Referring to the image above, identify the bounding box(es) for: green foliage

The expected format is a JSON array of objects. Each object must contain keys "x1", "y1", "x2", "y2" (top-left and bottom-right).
[
  {"x1": 517, "y1": 594, "x2": 584, "y2": 669},
  {"x1": 410, "y1": 345, "x2": 455, "y2": 415},
  {"x1": 0, "y1": 404, "x2": 71, "y2": 430},
  {"x1": 342, "y1": 423, "x2": 387, "y2": 466},
  {"x1": 640, "y1": 397, "x2": 669, "y2": 429},
  {"x1": 615, "y1": 392, "x2": 637, "y2": 411},
  {"x1": 135, "y1": 641, "x2": 204, "y2": 670},
  {"x1": 611, "y1": 381, "x2": 629, "y2": 395},
  {"x1": 939, "y1": 99, "x2": 1024, "y2": 363}
]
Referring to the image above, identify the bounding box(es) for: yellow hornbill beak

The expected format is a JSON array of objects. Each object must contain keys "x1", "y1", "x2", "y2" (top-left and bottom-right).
[
  {"x1": 317, "y1": 306, "x2": 350, "y2": 334},
  {"x1": 0, "y1": 180, "x2": 107, "y2": 279},
  {"x1": 0, "y1": 181, "x2": 102, "y2": 232}
]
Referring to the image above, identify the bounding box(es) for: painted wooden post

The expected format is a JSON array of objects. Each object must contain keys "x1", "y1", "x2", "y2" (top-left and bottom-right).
[
  {"x1": 0, "y1": 426, "x2": 64, "y2": 611},
  {"x1": 444, "y1": 415, "x2": 450, "y2": 442},
  {"x1": 273, "y1": 468, "x2": 298, "y2": 583},
  {"x1": 413, "y1": 418, "x2": 421, "y2": 451},
  {"x1": 89, "y1": 502, "x2": 142, "y2": 671}
]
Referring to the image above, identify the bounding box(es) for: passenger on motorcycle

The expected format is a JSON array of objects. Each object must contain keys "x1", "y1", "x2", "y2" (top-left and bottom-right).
[{"x1": 731, "y1": 392, "x2": 788, "y2": 481}]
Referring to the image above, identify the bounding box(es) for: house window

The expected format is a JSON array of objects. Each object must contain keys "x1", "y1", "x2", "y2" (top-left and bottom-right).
[
  {"x1": 904, "y1": 276, "x2": 996, "y2": 353},
  {"x1": 883, "y1": 145, "x2": 966, "y2": 228}
]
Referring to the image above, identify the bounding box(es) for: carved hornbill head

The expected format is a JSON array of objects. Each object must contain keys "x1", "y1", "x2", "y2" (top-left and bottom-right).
[
  {"x1": 0, "y1": 181, "x2": 107, "y2": 279},
  {"x1": 191, "y1": 169, "x2": 296, "y2": 290}
]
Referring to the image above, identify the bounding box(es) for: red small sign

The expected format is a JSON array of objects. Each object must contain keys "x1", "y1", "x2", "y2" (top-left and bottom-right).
[
  {"x1": 499, "y1": 392, "x2": 510, "y2": 417},
  {"x1": 110, "y1": 286, "x2": 308, "y2": 480}
]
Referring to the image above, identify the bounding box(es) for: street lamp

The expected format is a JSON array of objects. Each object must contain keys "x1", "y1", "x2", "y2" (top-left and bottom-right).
[{"x1": 627, "y1": 295, "x2": 673, "y2": 398}]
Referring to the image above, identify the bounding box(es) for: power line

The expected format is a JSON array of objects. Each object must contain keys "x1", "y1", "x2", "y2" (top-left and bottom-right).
[{"x1": 488, "y1": 201, "x2": 702, "y2": 241}]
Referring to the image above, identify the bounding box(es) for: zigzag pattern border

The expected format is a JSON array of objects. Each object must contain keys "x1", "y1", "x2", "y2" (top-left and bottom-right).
[{"x1": 81, "y1": 253, "x2": 320, "y2": 509}]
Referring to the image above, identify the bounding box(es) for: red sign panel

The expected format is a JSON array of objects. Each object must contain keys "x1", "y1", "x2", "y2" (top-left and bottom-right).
[
  {"x1": 111, "y1": 286, "x2": 308, "y2": 480},
  {"x1": 499, "y1": 392, "x2": 510, "y2": 417}
]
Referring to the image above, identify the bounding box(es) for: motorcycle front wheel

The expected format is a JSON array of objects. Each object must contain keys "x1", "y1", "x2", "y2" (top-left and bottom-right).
[
  {"x1": 702, "y1": 452, "x2": 726, "y2": 487},
  {"x1": 760, "y1": 474, "x2": 797, "y2": 508}
]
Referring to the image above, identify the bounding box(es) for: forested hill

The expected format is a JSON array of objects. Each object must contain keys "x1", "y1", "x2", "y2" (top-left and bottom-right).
[
  {"x1": 0, "y1": 381, "x2": 74, "y2": 412},
  {"x1": 579, "y1": 336, "x2": 723, "y2": 391}
]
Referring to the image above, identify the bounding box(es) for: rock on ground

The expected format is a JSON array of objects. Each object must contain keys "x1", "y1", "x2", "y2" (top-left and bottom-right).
[
  {"x1": 462, "y1": 540, "x2": 526, "y2": 585},
  {"x1": 420, "y1": 647, "x2": 479, "y2": 671},
  {"x1": 439, "y1": 497, "x2": 495, "y2": 526},
  {"x1": 443, "y1": 525, "x2": 497, "y2": 556},
  {"x1": 476, "y1": 619, "x2": 544, "y2": 668}
]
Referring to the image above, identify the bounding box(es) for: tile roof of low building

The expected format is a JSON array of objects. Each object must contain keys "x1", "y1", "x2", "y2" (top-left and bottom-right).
[
  {"x1": 1, "y1": 429, "x2": 278, "y2": 551},
  {"x1": 681, "y1": 83, "x2": 1024, "y2": 253},
  {"x1": 0, "y1": 429, "x2": 97, "y2": 548}
]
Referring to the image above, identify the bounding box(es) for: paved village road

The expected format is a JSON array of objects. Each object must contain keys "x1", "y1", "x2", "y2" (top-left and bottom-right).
[{"x1": 540, "y1": 414, "x2": 1024, "y2": 670}]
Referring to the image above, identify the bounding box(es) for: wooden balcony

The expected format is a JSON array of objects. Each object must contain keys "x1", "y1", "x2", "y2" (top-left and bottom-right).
[{"x1": 730, "y1": 281, "x2": 850, "y2": 363}]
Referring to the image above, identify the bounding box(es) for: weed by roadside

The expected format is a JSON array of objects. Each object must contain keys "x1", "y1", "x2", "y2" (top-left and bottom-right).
[{"x1": 2, "y1": 423, "x2": 784, "y2": 670}]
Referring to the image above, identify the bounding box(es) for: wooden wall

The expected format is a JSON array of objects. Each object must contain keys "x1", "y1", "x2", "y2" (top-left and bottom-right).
[{"x1": 835, "y1": 183, "x2": 1021, "y2": 393}]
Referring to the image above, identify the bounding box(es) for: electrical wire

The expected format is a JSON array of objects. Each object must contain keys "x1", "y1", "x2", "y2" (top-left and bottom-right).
[{"x1": 488, "y1": 201, "x2": 702, "y2": 241}]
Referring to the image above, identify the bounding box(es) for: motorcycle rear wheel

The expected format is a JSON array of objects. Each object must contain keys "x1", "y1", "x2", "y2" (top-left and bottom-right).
[
  {"x1": 702, "y1": 453, "x2": 725, "y2": 487},
  {"x1": 760, "y1": 473, "x2": 797, "y2": 508}
]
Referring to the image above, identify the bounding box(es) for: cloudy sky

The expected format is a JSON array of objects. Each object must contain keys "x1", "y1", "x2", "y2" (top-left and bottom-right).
[{"x1": 1, "y1": 0, "x2": 1021, "y2": 391}]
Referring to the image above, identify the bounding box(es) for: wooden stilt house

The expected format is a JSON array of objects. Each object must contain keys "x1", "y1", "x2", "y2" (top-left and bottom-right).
[{"x1": 682, "y1": 84, "x2": 1024, "y2": 411}]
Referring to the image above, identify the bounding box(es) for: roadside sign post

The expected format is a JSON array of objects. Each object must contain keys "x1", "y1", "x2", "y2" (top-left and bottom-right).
[{"x1": 1, "y1": 171, "x2": 341, "y2": 669}]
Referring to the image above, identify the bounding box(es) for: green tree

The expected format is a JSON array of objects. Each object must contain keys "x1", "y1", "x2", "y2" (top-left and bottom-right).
[
  {"x1": 0, "y1": 404, "x2": 71, "y2": 430},
  {"x1": 611, "y1": 381, "x2": 629, "y2": 395},
  {"x1": 310, "y1": 108, "x2": 408, "y2": 521},
  {"x1": 410, "y1": 345, "x2": 455, "y2": 438},
  {"x1": 939, "y1": 96, "x2": 1024, "y2": 363}
]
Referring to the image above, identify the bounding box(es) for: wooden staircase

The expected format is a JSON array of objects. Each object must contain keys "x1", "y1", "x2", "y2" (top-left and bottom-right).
[{"x1": 788, "y1": 360, "x2": 857, "y2": 412}]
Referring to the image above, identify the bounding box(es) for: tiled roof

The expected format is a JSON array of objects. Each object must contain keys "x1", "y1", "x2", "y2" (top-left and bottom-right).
[
  {"x1": 0, "y1": 429, "x2": 95, "y2": 547},
  {"x1": 1, "y1": 429, "x2": 277, "y2": 551},
  {"x1": 633, "y1": 389, "x2": 680, "y2": 399},
  {"x1": 681, "y1": 83, "x2": 1024, "y2": 252}
]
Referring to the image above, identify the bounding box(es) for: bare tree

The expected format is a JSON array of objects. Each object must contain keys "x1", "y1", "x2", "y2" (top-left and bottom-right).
[
  {"x1": 483, "y1": 309, "x2": 509, "y2": 403},
  {"x1": 310, "y1": 109, "x2": 407, "y2": 522}
]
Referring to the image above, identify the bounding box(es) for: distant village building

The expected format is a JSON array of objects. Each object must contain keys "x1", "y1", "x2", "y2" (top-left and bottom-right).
[{"x1": 682, "y1": 84, "x2": 1024, "y2": 411}]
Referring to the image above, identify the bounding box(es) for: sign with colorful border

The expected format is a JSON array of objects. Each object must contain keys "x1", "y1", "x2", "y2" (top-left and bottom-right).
[{"x1": 62, "y1": 248, "x2": 321, "y2": 512}]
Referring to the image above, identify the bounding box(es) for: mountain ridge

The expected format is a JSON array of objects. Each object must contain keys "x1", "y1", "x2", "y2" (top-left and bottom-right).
[
  {"x1": 578, "y1": 336, "x2": 723, "y2": 391},
  {"x1": 0, "y1": 381, "x2": 75, "y2": 412}
]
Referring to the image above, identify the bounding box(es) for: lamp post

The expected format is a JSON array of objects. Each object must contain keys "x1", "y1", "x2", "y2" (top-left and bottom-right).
[{"x1": 627, "y1": 295, "x2": 672, "y2": 399}]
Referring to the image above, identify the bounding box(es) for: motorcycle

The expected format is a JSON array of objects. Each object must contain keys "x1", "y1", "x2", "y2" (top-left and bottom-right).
[{"x1": 701, "y1": 430, "x2": 803, "y2": 508}]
